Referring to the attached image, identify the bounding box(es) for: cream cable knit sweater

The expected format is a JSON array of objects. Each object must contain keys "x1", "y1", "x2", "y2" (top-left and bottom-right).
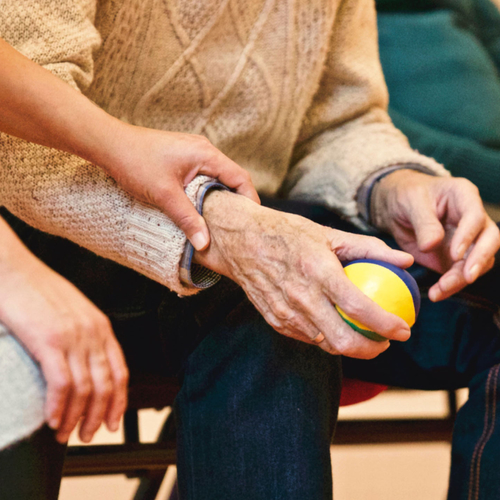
[
  {"x1": 0, "y1": 0, "x2": 449, "y2": 296},
  {"x1": 0, "y1": 0, "x2": 453, "y2": 450}
]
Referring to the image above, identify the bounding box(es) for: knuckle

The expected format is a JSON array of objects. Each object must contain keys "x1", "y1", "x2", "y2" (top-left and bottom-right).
[
  {"x1": 264, "y1": 312, "x2": 283, "y2": 331},
  {"x1": 298, "y1": 254, "x2": 322, "y2": 279},
  {"x1": 46, "y1": 330, "x2": 66, "y2": 349},
  {"x1": 338, "y1": 295, "x2": 363, "y2": 319},
  {"x1": 236, "y1": 169, "x2": 253, "y2": 185},
  {"x1": 285, "y1": 285, "x2": 307, "y2": 309},
  {"x1": 366, "y1": 235, "x2": 388, "y2": 249},
  {"x1": 53, "y1": 376, "x2": 71, "y2": 394},
  {"x1": 76, "y1": 381, "x2": 92, "y2": 398},
  {"x1": 96, "y1": 313, "x2": 112, "y2": 334},
  {"x1": 457, "y1": 177, "x2": 480, "y2": 196},
  {"x1": 79, "y1": 317, "x2": 99, "y2": 338},
  {"x1": 242, "y1": 168, "x2": 252, "y2": 180},
  {"x1": 46, "y1": 317, "x2": 78, "y2": 347},
  {"x1": 96, "y1": 381, "x2": 113, "y2": 398},
  {"x1": 117, "y1": 367, "x2": 130, "y2": 387},
  {"x1": 283, "y1": 314, "x2": 303, "y2": 333},
  {"x1": 270, "y1": 300, "x2": 293, "y2": 323},
  {"x1": 194, "y1": 134, "x2": 211, "y2": 145}
]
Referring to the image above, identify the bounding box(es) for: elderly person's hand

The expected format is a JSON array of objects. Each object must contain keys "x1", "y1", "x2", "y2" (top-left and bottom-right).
[
  {"x1": 371, "y1": 170, "x2": 500, "y2": 301},
  {"x1": 194, "y1": 191, "x2": 414, "y2": 359},
  {"x1": 0, "y1": 218, "x2": 129, "y2": 444}
]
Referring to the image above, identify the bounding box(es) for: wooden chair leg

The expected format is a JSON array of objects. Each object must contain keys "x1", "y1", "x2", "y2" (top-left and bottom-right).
[
  {"x1": 131, "y1": 409, "x2": 177, "y2": 500},
  {"x1": 132, "y1": 471, "x2": 169, "y2": 500},
  {"x1": 124, "y1": 409, "x2": 140, "y2": 444}
]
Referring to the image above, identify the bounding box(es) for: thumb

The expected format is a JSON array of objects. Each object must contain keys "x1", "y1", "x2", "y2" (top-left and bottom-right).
[
  {"x1": 407, "y1": 202, "x2": 445, "y2": 252},
  {"x1": 157, "y1": 185, "x2": 211, "y2": 251}
]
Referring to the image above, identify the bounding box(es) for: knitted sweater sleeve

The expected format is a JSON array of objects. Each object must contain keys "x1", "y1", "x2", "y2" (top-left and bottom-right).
[
  {"x1": 0, "y1": 0, "x2": 205, "y2": 296},
  {"x1": 282, "y1": 0, "x2": 450, "y2": 227}
]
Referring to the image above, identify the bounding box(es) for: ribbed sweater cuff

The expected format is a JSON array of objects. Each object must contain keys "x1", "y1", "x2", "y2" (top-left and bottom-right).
[
  {"x1": 180, "y1": 181, "x2": 229, "y2": 288},
  {"x1": 357, "y1": 163, "x2": 440, "y2": 225},
  {"x1": 123, "y1": 175, "x2": 217, "y2": 296}
]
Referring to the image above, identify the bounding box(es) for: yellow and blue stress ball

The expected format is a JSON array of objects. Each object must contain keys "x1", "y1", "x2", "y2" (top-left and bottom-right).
[{"x1": 335, "y1": 259, "x2": 421, "y2": 342}]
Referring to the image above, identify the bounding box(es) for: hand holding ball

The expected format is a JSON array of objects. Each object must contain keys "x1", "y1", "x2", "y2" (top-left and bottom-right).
[{"x1": 335, "y1": 259, "x2": 420, "y2": 342}]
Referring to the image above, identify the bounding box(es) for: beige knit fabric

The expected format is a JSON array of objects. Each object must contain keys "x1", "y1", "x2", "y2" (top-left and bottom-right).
[{"x1": 0, "y1": 0, "x2": 449, "y2": 294}]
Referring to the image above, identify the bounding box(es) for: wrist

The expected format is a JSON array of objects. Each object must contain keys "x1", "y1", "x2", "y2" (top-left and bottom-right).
[
  {"x1": 76, "y1": 114, "x2": 131, "y2": 173},
  {"x1": 193, "y1": 190, "x2": 262, "y2": 278},
  {"x1": 371, "y1": 170, "x2": 432, "y2": 230}
]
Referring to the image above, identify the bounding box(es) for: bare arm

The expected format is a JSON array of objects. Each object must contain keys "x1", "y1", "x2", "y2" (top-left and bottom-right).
[
  {"x1": 0, "y1": 217, "x2": 129, "y2": 443},
  {"x1": 0, "y1": 37, "x2": 258, "y2": 250}
]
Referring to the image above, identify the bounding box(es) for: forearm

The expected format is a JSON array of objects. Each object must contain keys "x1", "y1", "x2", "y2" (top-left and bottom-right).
[
  {"x1": 0, "y1": 217, "x2": 32, "y2": 275},
  {"x1": 0, "y1": 135, "x2": 211, "y2": 294},
  {"x1": 0, "y1": 38, "x2": 125, "y2": 169},
  {"x1": 284, "y1": 0, "x2": 448, "y2": 225},
  {"x1": 0, "y1": 3, "x2": 203, "y2": 294}
]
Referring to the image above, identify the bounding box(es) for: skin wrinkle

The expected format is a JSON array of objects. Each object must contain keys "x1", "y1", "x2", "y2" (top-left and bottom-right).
[{"x1": 196, "y1": 190, "x2": 408, "y2": 358}]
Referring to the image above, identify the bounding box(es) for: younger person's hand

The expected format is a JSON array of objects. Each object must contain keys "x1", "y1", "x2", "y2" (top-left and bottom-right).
[
  {"x1": 96, "y1": 125, "x2": 260, "y2": 251},
  {"x1": 0, "y1": 38, "x2": 259, "y2": 252},
  {"x1": 0, "y1": 218, "x2": 129, "y2": 444}
]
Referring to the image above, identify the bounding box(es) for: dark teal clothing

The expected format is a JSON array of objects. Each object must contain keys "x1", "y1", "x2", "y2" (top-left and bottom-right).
[{"x1": 375, "y1": 0, "x2": 500, "y2": 202}]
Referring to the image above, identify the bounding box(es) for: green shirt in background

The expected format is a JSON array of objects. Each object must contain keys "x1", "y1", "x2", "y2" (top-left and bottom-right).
[{"x1": 375, "y1": 0, "x2": 500, "y2": 203}]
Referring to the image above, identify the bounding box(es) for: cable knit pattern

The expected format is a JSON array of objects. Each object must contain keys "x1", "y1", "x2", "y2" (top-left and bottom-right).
[
  {"x1": 0, "y1": 0, "x2": 453, "y2": 450},
  {"x1": 0, "y1": 325, "x2": 46, "y2": 449},
  {"x1": 0, "y1": 0, "x2": 448, "y2": 292}
]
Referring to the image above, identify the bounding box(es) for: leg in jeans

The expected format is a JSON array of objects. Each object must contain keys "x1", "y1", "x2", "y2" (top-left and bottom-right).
[
  {"x1": 175, "y1": 299, "x2": 341, "y2": 500},
  {"x1": 263, "y1": 199, "x2": 500, "y2": 499},
  {"x1": 343, "y1": 263, "x2": 500, "y2": 500},
  {"x1": 0, "y1": 207, "x2": 344, "y2": 500}
]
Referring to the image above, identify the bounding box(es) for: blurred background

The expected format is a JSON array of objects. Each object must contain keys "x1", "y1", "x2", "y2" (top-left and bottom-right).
[{"x1": 60, "y1": 388, "x2": 468, "y2": 500}]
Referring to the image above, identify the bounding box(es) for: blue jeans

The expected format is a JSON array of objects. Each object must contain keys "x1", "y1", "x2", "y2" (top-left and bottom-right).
[{"x1": 2, "y1": 202, "x2": 500, "y2": 500}]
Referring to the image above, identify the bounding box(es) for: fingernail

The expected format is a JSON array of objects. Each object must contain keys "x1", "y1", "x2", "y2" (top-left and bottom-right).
[
  {"x1": 456, "y1": 244, "x2": 466, "y2": 260},
  {"x1": 191, "y1": 231, "x2": 209, "y2": 251},
  {"x1": 469, "y1": 264, "x2": 480, "y2": 282}
]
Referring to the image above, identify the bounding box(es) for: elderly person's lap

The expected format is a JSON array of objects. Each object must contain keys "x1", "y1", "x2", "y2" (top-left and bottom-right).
[{"x1": 2, "y1": 203, "x2": 500, "y2": 499}]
